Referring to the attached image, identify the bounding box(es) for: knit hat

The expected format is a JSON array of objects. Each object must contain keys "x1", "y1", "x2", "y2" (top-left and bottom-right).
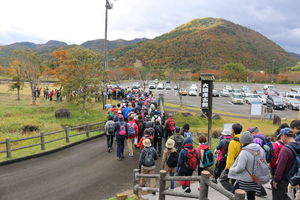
[
  {"x1": 165, "y1": 139, "x2": 175, "y2": 148},
  {"x1": 240, "y1": 131, "x2": 253, "y2": 144},
  {"x1": 143, "y1": 138, "x2": 151, "y2": 147},
  {"x1": 221, "y1": 129, "x2": 231, "y2": 136}
]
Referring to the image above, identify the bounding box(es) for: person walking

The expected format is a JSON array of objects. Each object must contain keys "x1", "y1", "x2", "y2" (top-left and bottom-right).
[
  {"x1": 164, "y1": 114, "x2": 176, "y2": 141},
  {"x1": 213, "y1": 129, "x2": 232, "y2": 183},
  {"x1": 177, "y1": 137, "x2": 198, "y2": 193},
  {"x1": 115, "y1": 114, "x2": 127, "y2": 160},
  {"x1": 138, "y1": 138, "x2": 158, "y2": 194},
  {"x1": 291, "y1": 120, "x2": 300, "y2": 142},
  {"x1": 270, "y1": 128, "x2": 286, "y2": 177},
  {"x1": 197, "y1": 135, "x2": 214, "y2": 175},
  {"x1": 272, "y1": 128, "x2": 300, "y2": 200},
  {"x1": 153, "y1": 118, "x2": 164, "y2": 157},
  {"x1": 229, "y1": 131, "x2": 270, "y2": 200},
  {"x1": 161, "y1": 139, "x2": 177, "y2": 191},
  {"x1": 137, "y1": 128, "x2": 154, "y2": 149},
  {"x1": 180, "y1": 123, "x2": 191, "y2": 139},
  {"x1": 127, "y1": 116, "x2": 138, "y2": 157},
  {"x1": 104, "y1": 116, "x2": 115, "y2": 152},
  {"x1": 170, "y1": 126, "x2": 184, "y2": 152}
]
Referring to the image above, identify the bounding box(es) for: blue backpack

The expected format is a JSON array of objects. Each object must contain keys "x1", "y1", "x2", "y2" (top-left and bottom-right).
[
  {"x1": 202, "y1": 148, "x2": 214, "y2": 168},
  {"x1": 285, "y1": 144, "x2": 300, "y2": 186},
  {"x1": 127, "y1": 123, "x2": 136, "y2": 137},
  {"x1": 184, "y1": 131, "x2": 191, "y2": 138}
]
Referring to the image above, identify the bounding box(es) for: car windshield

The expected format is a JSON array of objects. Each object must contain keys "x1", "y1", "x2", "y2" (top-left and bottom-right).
[
  {"x1": 249, "y1": 95, "x2": 259, "y2": 98},
  {"x1": 274, "y1": 99, "x2": 283, "y2": 103},
  {"x1": 234, "y1": 95, "x2": 242, "y2": 98},
  {"x1": 223, "y1": 90, "x2": 229, "y2": 92},
  {"x1": 291, "y1": 100, "x2": 300, "y2": 104}
]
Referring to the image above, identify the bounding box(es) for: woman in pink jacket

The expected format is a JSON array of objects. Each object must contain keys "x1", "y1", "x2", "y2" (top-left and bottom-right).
[{"x1": 127, "y1": 116, "x2": 139, "y2": 157}]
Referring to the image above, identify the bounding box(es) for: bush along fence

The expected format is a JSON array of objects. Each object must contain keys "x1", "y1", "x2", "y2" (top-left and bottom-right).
[
  {"x1": 0, "y1": 122, "x2": 105, "y2": 159},
  {"x1": 133, "y1": 169, "x2": 246, "y2": 200}
]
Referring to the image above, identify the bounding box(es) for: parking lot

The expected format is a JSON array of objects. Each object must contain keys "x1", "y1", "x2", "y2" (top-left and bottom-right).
[{"x1": 147, "y1": 82, "x2": 300, "y2": 119}]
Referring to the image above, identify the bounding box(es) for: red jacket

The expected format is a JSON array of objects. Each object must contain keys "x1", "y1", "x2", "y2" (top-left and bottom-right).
[
  {"x1": 137, "y1": 136, "x2": 154, "y2": 149},
  {"x1": 127, "y1": 120, "x2": 138, "y2": 139},
  {"x1": 270, "y1": 140, "x2": 284, "y2": 168}
]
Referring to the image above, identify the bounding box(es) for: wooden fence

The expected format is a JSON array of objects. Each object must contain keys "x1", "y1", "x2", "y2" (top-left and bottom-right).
[
  {"x1": 0, "y1": 122, "x2": 105, "y2": 158},
  {"x1": 133, "y1": 169, "x2": 246, "y2": 200}
]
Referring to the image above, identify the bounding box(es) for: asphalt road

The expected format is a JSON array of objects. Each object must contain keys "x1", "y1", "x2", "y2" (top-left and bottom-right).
[{"x1": 0, "y1": 136, "x2": 141, "y2": 200}]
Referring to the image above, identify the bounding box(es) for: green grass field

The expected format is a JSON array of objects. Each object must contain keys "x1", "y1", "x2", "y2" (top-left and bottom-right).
[{"x1": 0, "y1": 83, "x2": 108, "y2": 161}]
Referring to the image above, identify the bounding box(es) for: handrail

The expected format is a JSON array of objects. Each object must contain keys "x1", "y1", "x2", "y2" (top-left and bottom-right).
[
  {"x1": 10, "y1": 135, "x2": 41, "y2": 143},
  {"x1": 44, "y1": 130, "x2": 65, "y2": 136}
]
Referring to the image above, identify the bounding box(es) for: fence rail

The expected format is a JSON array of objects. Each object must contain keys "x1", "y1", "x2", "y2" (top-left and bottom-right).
[
  {"x1": 133, "y1": 169, "x2": 246, "y2": 200},
  {"x1": 0, "y1": 122, "x2": 105, "y2": 158}
]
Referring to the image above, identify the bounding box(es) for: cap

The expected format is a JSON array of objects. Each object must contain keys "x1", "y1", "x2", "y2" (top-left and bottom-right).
[{"x1": 221, "y1": 129, "x2": 232, "y2": 136}]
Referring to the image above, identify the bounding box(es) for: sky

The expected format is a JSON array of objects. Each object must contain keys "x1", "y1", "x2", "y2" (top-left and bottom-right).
[{"x1": 0, "y1": 0, "x2": 300, "y2": 53}]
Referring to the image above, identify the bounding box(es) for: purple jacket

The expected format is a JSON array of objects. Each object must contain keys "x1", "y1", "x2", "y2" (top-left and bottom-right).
[{"x1": 253, "y1": 134, "x2": 266, "y2": 147}]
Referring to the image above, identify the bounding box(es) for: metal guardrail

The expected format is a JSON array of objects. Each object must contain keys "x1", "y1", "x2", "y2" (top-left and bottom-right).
[
  {"x1": 0, "y1": 122, "x2": 105, "y2": 158},
  {"x1": 133, "y1": 169, "x2": 246, "y2": 200}
]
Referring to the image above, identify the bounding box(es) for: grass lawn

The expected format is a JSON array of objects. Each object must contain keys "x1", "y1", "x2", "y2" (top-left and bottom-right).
[{"x1": 0, "y1": 83, "x2": 109, "y2": 161}]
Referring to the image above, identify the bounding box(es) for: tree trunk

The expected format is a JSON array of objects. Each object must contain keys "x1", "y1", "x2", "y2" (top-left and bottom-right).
[
  {"x1": 82, "y1": 95, "x2": 87, "y2": 114},
  {"x1": 30, "y1": 83, "x2": 36, "y2": 105},
  {"x1": 17, "y1": 87, "x2": 20, "y2": 100}
]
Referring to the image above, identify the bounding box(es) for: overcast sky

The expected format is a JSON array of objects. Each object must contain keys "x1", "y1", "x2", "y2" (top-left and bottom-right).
[{"x1": 0, "y1": 0, "x2": 300, "y2": 53}]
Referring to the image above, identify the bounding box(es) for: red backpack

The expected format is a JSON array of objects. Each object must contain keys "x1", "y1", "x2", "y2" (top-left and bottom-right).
[
  {"x1": 185, "y1": 148, "x2": 197, "y2": 170},
  {"x1": 168, "y1": 118, "x2": 175, "y2": 131}
]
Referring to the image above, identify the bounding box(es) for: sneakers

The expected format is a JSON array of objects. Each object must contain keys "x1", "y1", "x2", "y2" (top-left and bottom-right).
[
  {"x1": 107, "y1": 147, "x2": 111, "y2": 152},
  {"x1": 183, "y1": 186, "x2": 191, "y2": 193},
  {"x1": 129, "y1": 153, "x2": 134, "y2": 157},
  {"x1": 117, "y1": 157, "x2": 122, "y2": 161}
]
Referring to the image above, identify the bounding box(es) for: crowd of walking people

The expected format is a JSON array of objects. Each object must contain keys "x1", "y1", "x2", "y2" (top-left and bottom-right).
[
  {"x1": 32, "y1": 87, "x2": 62, "y2": 102},
  {"x1": 104, "y1": 88, "x2": 300, "y2": 200}
]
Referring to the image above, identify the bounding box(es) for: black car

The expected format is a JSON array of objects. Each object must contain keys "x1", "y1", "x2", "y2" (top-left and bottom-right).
[{"x1": 266, "y1": 95, "x2": 286, "y2": 110}]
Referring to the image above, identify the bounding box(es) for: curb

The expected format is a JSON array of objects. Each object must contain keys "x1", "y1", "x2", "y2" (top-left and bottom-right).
[{"x1": 0, "y1": 133, "x2": 105, "y2": 166}]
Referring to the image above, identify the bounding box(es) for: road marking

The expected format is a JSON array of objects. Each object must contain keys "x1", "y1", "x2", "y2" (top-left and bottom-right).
[{"x1": 227, "y1": 101, "x2": 234, "y2": 105}]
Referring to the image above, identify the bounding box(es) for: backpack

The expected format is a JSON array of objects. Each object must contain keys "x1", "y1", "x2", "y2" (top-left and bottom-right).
[
  {"x1": 201, "y1": 148, "x2": 214, "y2": 168},
  {"x1": 167, "y1": 118, "x2": 175, "y2": 132},
  {"x1": 285, "y1": 144, "x2": 300, "y2": 186},
  {"x1": 118, "y1": 122, "x2": 126, "y2": 136},
  {"x1": 107, "y1": 121, "x2": 115, "y2": 135},
  {"x1": 154, "y1": 124, "x2": 163, "y2": 138},
  {"x1": 137, "y1": 120, "x2": 144, "y2": 133},
  {"x1": 143, "y1": 148, "x2": 155, "y2": 167},
  {"x1": 221, "y1": 139, "x2": 230, "y2": 161},
  {"x1": 185, "y1": 148, "x2": 197, "y2": 171},
  {"x1": 184, "y1": 131, "x2": 191, "y2": 138},
  {"x1": 243, "y1": 149, "x2": 270, "y2": 185},
  {"x1": 109, "y1": 110, "x2": 114, "y2": 118},
  {"x1": 256, "y1": 135, "x2": 274, "y2": 163},
  {"x1": 127, "y1": 123, "x2": 136, "y2": 137},
  {"x1": 174, "y1": 135, "x2": 183, "y2": 152},
  {"x1": 167, "y1": 151, "x2": 179, "y2": 168}
]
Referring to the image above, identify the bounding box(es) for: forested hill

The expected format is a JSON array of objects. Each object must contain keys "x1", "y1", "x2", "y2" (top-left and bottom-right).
[{"x1": 110, "y1": 18, "x2": 297, "y2": 71}]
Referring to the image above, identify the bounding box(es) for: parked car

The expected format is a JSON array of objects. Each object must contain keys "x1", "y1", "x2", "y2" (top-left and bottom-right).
[
  {"x1": 157, "y1": 83, "x2": 164, "y2": 90},
  {"x1": 291, "y1": 88, "x2": 300, "y2": 93},
  {"x1": 188, "y1": 88, "x2": 198, "y2": 96},
  {"x1": 221, "y1": 89, "x2": 230, "y2": 97},
  {"x1": 286, "y1": 100, "x2": 300, "y2": 110},
  {"x1": 242, "y1": 86, "x2": 249, "y2": 92},
  {"x1": 173, "y1": 85, "x2": 179, "y2": 90},
  {"x1": 212, "y1": 89, "x2": 220, "y2": 97},
  {"x1": 148, "y1": 82, "x2": 156, "y2": 89},
  {"x1": 231, "y1": 93, "x2": 244, "y2": 104},
  {"x1": 165, "y1": 83, "x2": 172, "y2": 90},
  {"x1": 225, "y1": 85, "x2": 233, "y2": 92},
  {"x1": 263, "y1": 85, "x2": 275, "y2": 90},
  {"x1": 132, "y1": 82, "x2": 140, "y2": 89},
  {"x1": 179, "y1": 89, "x2": 188, "y2": 96},
  {"x1": 154, "y1": 79, "x2": 159, "y2": 84},
  {"x1": 232, "y1": 89, "x2": 242, "y2": 94},
  {"x1": 259, "y1": 95, "x2": 268, "y2": 105},
  {"x1": 244, "y1": 93, "x2": 263, "y2": 104},
  {"x1": 266, "y1": 96, "x2": 286, "y2": 110}
]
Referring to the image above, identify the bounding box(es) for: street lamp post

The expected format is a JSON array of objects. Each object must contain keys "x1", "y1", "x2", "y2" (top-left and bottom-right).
[
  {"x1": 271, "y1": 59, "x2": 275, "y2": 83},
  {"x1": 103, "y1": 0, "x2": 114, "y2": 109}
]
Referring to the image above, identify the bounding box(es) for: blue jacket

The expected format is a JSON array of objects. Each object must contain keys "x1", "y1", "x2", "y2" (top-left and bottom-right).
[
  {"x1": 177, "y1": 137, "x2": 198, "y2": 172},
  {"x1": 123, "y1": 107, "x2": 131, "y2": 119}
]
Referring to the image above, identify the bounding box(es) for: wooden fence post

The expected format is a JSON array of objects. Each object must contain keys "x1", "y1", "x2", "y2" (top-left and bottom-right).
[
  {"x1": 133, "y1": 169, "x2": 139, "y2": 196},
  {"x1": 234, "y1": 189, "x2": 246, "y2": 200},
  {"x1": 40, "y1": 132, "x2": 45, "y2": 150},
  {"x1": 65, "y1": 126, "x2": 70, "y2": 143},
  {"x1": 86, "y1": 123, "x2": 90, "y2": 137},
  {"x1": 159, "y1": 170, "x2": 167, "y2": 200},
  {"x1": 5, "y1": 138, "x2": 11, "y2": 158},
  {"x1": 199, "y1": 171, "x2": 210, "y2": 200}
]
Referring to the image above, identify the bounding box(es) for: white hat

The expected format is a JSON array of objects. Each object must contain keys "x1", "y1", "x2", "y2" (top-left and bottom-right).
[
  {"x1": 143, "y1": 139, "x2": 151, "y2": 147},
  {"x1": 118, "y1": 110, "x2": 122, "y2": 114},
  {"x1": 221, "y1": 129, "x2": 232, "y2": 136},
  {"x1": 165, "y1": 139, "x2": 175, "y2": 148}
]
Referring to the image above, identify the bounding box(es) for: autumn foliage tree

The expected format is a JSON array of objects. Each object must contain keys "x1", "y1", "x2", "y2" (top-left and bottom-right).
[
  {"x1": 223, "y1": 63, "x2": 248, "y2": 82},
  {"x1": 52, "y1": 48, "x2": 103, "y2": 113}
]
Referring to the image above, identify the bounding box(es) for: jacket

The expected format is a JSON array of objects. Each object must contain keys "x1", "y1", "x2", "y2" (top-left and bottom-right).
[
  {"x1": 114, "y1": 118, "x2": 128, "y2": 139},
  {"x1": 127, "y1": 120, "x2": 138, "y2": 139},
  {"x1": 216, "y1": 137, "x2": 232, "y2": 161},
  {"x1": 161, "y1": 147, "x2": 177, "y2": 173},
  {"x1": 295, "y1": 131, "x2": 300, "y2": 143},
  {"x1": 139, "y1": 146, "x2": 158, "y2": 169},
  {"x1": 177, "y1": 137, "x2": 198, "y2": 173},
  {"x1": 137, "y1": 135, "x2": 154, "y2": 149},
  {"x1": 122, "y1": 107, "x2": 131, "y2": 119},
  {"x1": 197, "y1": 144, "x2": 210, "y2": 168},
  {"x1": 270, "y1": 140, "x2": 284, "y2": 168},
  {"x1": 226, "y1": 134, "x2": 241, "y2": 169},
  {"x1": 104, "y1": 120, "x2": 115, "y2": 135},
  {"x1": 274, "y1": 142, "x2": 300, "y2": 183},
  {"x1": 228, "y1": 143, "x2": 265, "y2": 182}
]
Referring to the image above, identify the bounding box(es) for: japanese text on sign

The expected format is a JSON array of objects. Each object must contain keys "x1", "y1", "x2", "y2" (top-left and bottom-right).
[{"x1": 201, "y1": 83, "x2": 209, "y2": 109}]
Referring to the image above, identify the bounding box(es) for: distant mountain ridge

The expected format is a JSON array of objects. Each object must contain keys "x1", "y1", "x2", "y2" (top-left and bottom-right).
[{"x1": 289, "y1": 52, "x2": 300, "y2": 60}]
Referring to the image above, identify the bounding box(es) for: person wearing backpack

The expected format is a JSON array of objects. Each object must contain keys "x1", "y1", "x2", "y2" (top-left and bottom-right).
[
  {"x1": 229, "y1": 131, "x2": 270, "y2": 200},
  {"x1": 153, "y1": 118, "x2": 164, "y2": 157},
  {"x1": 115, "y1": 114, "x2": 128, "y2": 161},
  {"x1": 170, "y1": 126, "x2": 184, "y2": 152},
  {"x1": 197, "y1": 136, "x2": 214, "y2": 175},
  {"x1": 137, "y1": 128, "x2": 154, "y2": 149},
  {"x1": 164, "y1": 114, "x2": 176, "y2": 141},
  {"x1": 291, "y1": 120, "x2": 300, "y2": 143},
  {"x1": 161, "y1": 139, "x2": 177, "y2": 191},
  {"x1": 270, "y1": 128, "x2": 286, "y2": 177},
  {"x1": 144, "y1": 115, "x2": 155, "y2": 135},
  {"x1": 177, "y1": 137, "x2": 198, "y2": 193},
  {"x1": 220, "y1": 123, "x2": 243, "y2": 192},
  {"x1": 180, "y1": 123, "x2": 191, "y2": 139},
  {"x1": 213, "y1": 129, "x2": 232, "y2": 183},
  {"x1": 272, "y1": 128, "x2": 300, "y2": 200},
  {"x1": 138, "y1": 138, "x2": 158, "y2": 194},
  {"x1": 105, "y1": 116, "x2": 115, "y2": 152},
  {"x1": 127, "y1": 116, "x2": 138, "y2": 157}
]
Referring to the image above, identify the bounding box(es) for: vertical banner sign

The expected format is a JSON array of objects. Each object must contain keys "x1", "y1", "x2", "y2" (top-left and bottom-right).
[{"x1": 200, "y1": 74, "x2": 215, "y2": 147}]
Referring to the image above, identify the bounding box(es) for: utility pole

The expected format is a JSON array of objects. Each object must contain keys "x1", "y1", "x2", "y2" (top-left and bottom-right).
[{"x1": 271, "y1": 59, "x2": 275, "y2": 83}]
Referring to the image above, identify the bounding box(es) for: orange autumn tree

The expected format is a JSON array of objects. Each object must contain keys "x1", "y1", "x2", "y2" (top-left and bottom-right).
[
  {"x1": 7, "y1": 59, "x2": 24, "y2": 100},
  {"x1": 52, "y1": 48, "x2": 103, "y2": 113}
]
